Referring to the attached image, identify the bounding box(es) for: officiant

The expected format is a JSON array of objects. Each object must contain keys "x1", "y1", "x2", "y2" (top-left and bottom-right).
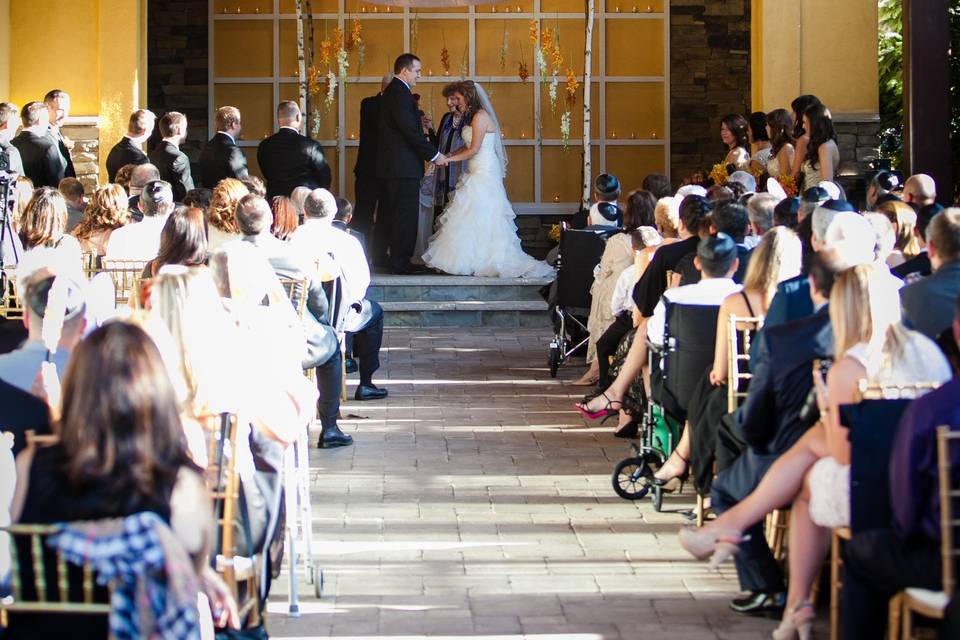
[{"x1": 430, "y1": 82, "x2": 467, "y2": 218}]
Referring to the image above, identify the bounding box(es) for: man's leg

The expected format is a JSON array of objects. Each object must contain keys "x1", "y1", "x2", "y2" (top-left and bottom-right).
[
  {"x1": 353, "y1": 173, "x2": 379, "y2": 254},
  {"x1": 387, "y1": 178, "x2": 421, "y2": 272},
  {"x1": 711, "y1": 450, "x2": 785, "y2": 609},
  {"x1": 371, "y1": 177, "x2": 391, "y2": 268},
  {"x1": 352, "y1": 300, "x2": 386, "y2": 400},
  {"x1": 315, "y1": 348, "x2": 352, "y2": 447},
  {"x1": 842, "y1": 529, "x2": 941, "y2": 638}
]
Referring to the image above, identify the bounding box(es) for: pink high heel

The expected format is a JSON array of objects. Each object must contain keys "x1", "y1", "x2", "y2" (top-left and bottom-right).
[
  {"x1": 574, "y1": 393, "x2": 622, "y2": 421},
  {"x1": 678, "y1": 526, "x2": 748, "y2": 569},
  {"x1": 771, "y1": 601, "x2": 815, "y2": 640}
]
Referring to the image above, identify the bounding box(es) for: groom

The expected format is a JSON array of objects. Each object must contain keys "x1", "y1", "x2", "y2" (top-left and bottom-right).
[{"x1": 377, "y1": 53, "x2": 447, "y2": 274}]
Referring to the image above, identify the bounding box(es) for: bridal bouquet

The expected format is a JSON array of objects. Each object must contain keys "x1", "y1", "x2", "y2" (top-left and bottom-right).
[
  {"x1": 778, "y1": 174, "x2": 798, "y2": 197},
  {"x1": 709, "y1": 163, "x2": 730, "y2": 186}
]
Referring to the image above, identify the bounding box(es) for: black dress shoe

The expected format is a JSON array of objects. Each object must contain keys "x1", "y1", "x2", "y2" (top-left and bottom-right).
[
  {"x1": 318, "y1": 425, "x2": 354, "y2": 448},
  {"x1": 729, "y1": 591, "x2": 786, "y2": 615},
  {"x1": 354, "y1": 383, "x2": 388, "y2": 401},
  {"x1": 345, "y1": 357, "x2": 358, "y2": 374},
  {"x1": 614, "y1": 421, "x2": 639, "y2": 438},
  {"x1": 391, "y1": 263, "x2": 431, "y2": 275}
]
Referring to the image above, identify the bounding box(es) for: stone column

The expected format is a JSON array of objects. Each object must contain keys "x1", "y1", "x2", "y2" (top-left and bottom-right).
[{"x1": 62, "y1": 118, "x2": 101, "y2": 194}]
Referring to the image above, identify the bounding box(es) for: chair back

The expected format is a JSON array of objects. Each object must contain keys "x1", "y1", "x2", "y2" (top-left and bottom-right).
[
  {"x1": 665, "y1": 269, "x2": 679, "y2": 290},
  {"x1": 726, "y1": 314, "x2": 763, "y2": 413},
  {"x1": 661, "y1": 302, "x2": 721, "y2": 421},
  {"x1": 0, "y1": 270, "x2": 22, "y2": 319},
  {"x1": 936, "y1": 426, "x2": 960, "y2": 597},
  {"x1": 278, "y1": 277, "x2": 309, "y2": 322},
  {"x1": 556, "y1": 228, "x2": 606, "y2": 311},
  {"x1": 97, "y1": 259, "x2": 148, "y2": 307}
]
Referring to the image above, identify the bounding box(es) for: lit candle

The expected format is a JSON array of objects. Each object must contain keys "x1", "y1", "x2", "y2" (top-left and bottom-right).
[
  {"x1": 492, "y1": 5, "x2": 497, "y2": 11},
  {"x1": 553, "y1": 195, "x2": 560, "y2": 202},
  {"x1": 361, "y1": 6, "x2": 366, "y2": 11},
  {"x1": 255, "y1": 6, "x2": 260, "y2": 13},
  {"x1": 236, "y1": 6, "x2": 241, "y2": 13},
  {"x1": 520, "y1": 131, "x2": 526, "y2": 139},
  {"x1": 615, "y1": 5, "x2": 620, "y2": 11},
  {"x1": 386, "y1": 6, "x2": 392, "y2": 11},
  {"x1": 428, "y1": 68, "x2": 434, "y2": 76},
  {"x1": 349, "y1": 132, "x2": 356, "y2": 139},
  {"x1": 631, "y1": 5, "x2": 638, "y2": 12},
  {"x1": 373, "y1": 6, "x2": 378, "y2": 12},
  {"x1": 651, "y1": 131, "x2": 657, "y2": 138},
  {"x1": 516, "y1": 5, "x2": 521, "y2": 11},
  {"x1": 646, "y1": 4, "x2": 653, "y2": 11},
  {"x1": 630, "y1": 131, "x2": 636, "y2": 139},
  {"x1": 611, "y1": 131, "x2": 617, "y2": 139}
]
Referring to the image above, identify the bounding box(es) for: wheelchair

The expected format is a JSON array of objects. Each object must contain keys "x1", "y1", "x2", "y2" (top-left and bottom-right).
[
  {"x1": 547, "y1": 225, "x2": 614, "y2": 377},
  {"x1": 611, "y1": 302, "x2": 721, "y2": 511}
]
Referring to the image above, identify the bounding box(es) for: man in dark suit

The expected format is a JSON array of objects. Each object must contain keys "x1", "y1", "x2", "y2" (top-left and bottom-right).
[
  {"x1": 11, "y1": 101, "x2": 66, "y2": 188},
  {"x1": 354, "y1": 74, "x2": 393, "y2": 265},
  {"x1": 44, "y1": 90, "x2": 75, "y2": 179},
  {"x1": 148, "y1": 111, "x2": 194, "y2": 202},
  {"x1": 105, "y1": 109, "x2": 155, "y2": 183},
  {"x1": 711, "y1": 252, "x2": 837, "y2": 615},
  {"x1": 901, "y1": 208, "x2": 960, "y2": 340},
  {"x1": 199, "y1": 105, "x2": 249, "y2": 188},
  {"x1": 257, "y1": 101, "x2": 331, "y2": 200},
  {"x1": 376, "y1": 53, "x2": 446, "y2": 274},
  {"x1": 0, "y1": 103, "x2": 24, "y2": 178},
  {"x1": 632, "y1": 195, "x2": 711, "y2": 316}
]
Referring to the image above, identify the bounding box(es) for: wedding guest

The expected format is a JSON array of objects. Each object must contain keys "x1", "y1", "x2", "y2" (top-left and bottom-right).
[
  {"x1": 258, "y1": 101, "x2": 331, "y2": 199},
  {"x1": 127, "y1": 163, "x2": 161, "y2": 218},
  {"x1": 199, "y1": 106, "x2": 248, "y2": 188},
  {"x1": 240, "y1": 175, "x2": 266, "y2": 198},
  {"x1": 748, "y1": 111, "x2": 772, "y2": 169},
  {"x1": 747, "y1": 193, "x2": 777, "y2": 238},
  {"x1": 653, "y1": 195, "x2": 681, "y2": 242},
  {"x1": 893, "y1": 202, "x2": 943, "y2": 280},
  {"x1": 587, "y1": 173, "x2": 621, "y2": 227},
  {"x1": 182, "y1": 187, "x2": 212, "y2": 215},
  {"x1": 877, "y1": 199, "x2": 921, "y2": 267},
  {"x1": 71, "y1": 184, "x2": 131, "y2": 256},
  {"x1": 0, "y1": 102, "x2": 24, "y2": 179},
  {"x1": 643, "y1": 173, "x2": 672, "y2": 200},
  {"x1": 863, "y1": 213, "x2": 904, "y2": 289},
  {"x1": 765, "y1": 109, "x2": 795, "y2": 179},
  {"x1": 11, "y1": 176, "x2": 34, "y2": 229},
  {"x1": 18, "y1": 187, "x2": 82, "y2": 263},
  {"x1": 290, "y1": 186, "x2": 311, "y2": 222},
  {"x1": 434, "y1": 83, "x2": 468, "y2": 212},
  {"x1": 105, "y1": 109, "x2": 155, "y2": 182},
  {"x1": 902, "y1": 173, "x2": 936, "y2": 209},
  {"x1": 205, "y1": 177, "x2": 249, "y2": 252},
  {"x1": 900, "y1": 208, "x2": 960, "y2": 340},
  {"x1": 57, "y1": 177, "x2": 86, "y2": 232},
  {"x1": 43, "y1": 89, "x2": 75, "y2": 179},
  {"x1": 774, "y1": 197, "x2": 800, "y2": 229},
  {"x1": 105, "y1": 180, "x2": 175, "y2": 260},
  {"x1": 719, "y1": 114, "x2": 751, "y2": 170},
  {"x1": 355, "y1": 74, "x2": 394, "y2": 263},
  {"x1": 867, "y1": 170, "x2": 902, "y2": 210},
  {"x1": 11, "y1": 102, "x2": 65, "y2": 188},
  {"x1": 149, "y1": 112, "x2": 194, "y2": 202},
  {"x1": 143, "y1": 206, "x2": 208, "y2": 278},
  {"x1": 270, "y1": 196, "x2": 300, "y2": 242},
  {"x1": 799, "y1": 103, "x2": 839, "y2": 188}
]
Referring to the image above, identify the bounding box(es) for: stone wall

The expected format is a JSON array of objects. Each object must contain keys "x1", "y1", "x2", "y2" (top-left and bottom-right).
[
  {"x1": 63, "y1": 120, "x2": 100, "y2": 194},
  {"x1": 147, "y1": 0, "x2": 209, "y2": 161},
  {"x1": 669, "y1": 0, "x2": 752, "y2": 186}
]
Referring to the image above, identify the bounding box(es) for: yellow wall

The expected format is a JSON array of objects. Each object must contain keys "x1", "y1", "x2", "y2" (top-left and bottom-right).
[
  {"x1": 753, "y1": 0, "x2": 878, "y2": 117},
  {"x1": 4, "y1": 0, "x2": 148, "y2": 179}
]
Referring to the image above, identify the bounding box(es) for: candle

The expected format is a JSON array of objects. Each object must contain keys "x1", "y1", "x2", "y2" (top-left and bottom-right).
[
  {"x1": 516, "y1": 5, "x2": 521, "y2": 11},
  {"x1": 361, "y1": 6, "x2": 366, "y2": 11},
  {"x1": 553, "y1": 195, "x2": 560, "y2": 202},
  {"x1": 520, "y1": 131, "x2": 526, "y2": 139},
  {"x1": 611, "y1": 131, "x2": 617, "y2": 139},
  {"x1": 631, "y1": 5, "x2": 638, "y2": 12},
  {"x1": 428, "y1": 68, "x2": 434, "y2": 76},
  {"x1": 615, "y1": 5, "x2": 620, "y2": 11},
  {"x1": 651, "y1": 131, "x2": 657, "y2": 139},
  {"x1": 349, "y1": 132, "x2": 356, "y2": 139},
  {"x1": 646, "y1": 4, "x2": 653, "y2": 11},
  {"x1": 630, "y1": 131, "x2": 636, "y2": 139},
  {"x1": 492, "y1": 6, "x2": 497, "y2": 11}
]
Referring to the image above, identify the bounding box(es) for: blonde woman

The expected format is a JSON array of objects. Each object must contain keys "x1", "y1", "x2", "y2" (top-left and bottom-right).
[
  {"x1": 205, "y1": 178, "x2": 249, "y2": 252},
  {"x1": 17, "y1": 187, "x2": 82, "y2": 261},
  {"x1": 877, "y1": 199, "x2": 922, "y2": 267},
  {"x1": 679, "y1": 263, "x2": 950, "y2": 639},
  {"x1": 71, "y1": 184, "x2": 131, "y2": 256}
]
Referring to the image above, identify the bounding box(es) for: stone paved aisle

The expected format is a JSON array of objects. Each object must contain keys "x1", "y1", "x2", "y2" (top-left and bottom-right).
[{"x1": 266, "y1": 328, "x2": 795, "y2": 639}]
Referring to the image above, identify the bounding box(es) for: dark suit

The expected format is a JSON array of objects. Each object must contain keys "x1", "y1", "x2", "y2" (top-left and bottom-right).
[
  {"x1": 354, "y1": 94, "x2": 384, "y2": 262},
  {"x1": 0, "y1": 376, "x2": 52, "y2": 456},
  {"x1": 763, "y1": 273, "x2": 813, "y2": 330},
  {"x1": 0, "y1": 138, "x2": 24, "y2": 179},
  {"x1": 631, "y1": 235, "x2": 699, "y2": 316},
  {"x1": 49, "y1": 128, "x2": 75, "y2": 179},
  {"x1": 148, "y1": 141, "x2": 195, "y2": 202},
  {"x1": 376, "y1": 77, "x2": 439, "y2": 271},
  {"x1": 11, "y1": 130, "x2": 66, "y2": 187},
  {"x1": 711, "y1": 307, "x2": 833, "y2": 594},
  {"x1": 257, "y1": 127, "x2": 331, "y2": 200},
  {"x1": 891, "y1": 251, "x2": 931, "y2": 280},
  {"x1": 900, "y1": 261, "x2": 960, "y2": 340},
  {"x1": 198, "y1": 132, "x2": 249, "y2": 188},
  {"x1": 105, "y1": 137, "x2": 148, "y2": 183}
]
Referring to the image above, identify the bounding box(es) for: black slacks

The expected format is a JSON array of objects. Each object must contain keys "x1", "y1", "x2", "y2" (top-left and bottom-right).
[
  {"x1": 355, "y1": 173, "x2": 384, "y2": 265},
  {"x1": 314, "y1": 348, "x2": 343, "y2": 433},
  {"x1": 842, "y1": 529, "x2": 942, "y2": 639},
  {"x1": 349, "y1": 300, "x2": 384, "y2": 386},
  {"x1": 383, "y1": 177, "x2": 421, "y2": 271},
  {"x1": 596, "y1": 312, "x2": 633, "y2": 388}
]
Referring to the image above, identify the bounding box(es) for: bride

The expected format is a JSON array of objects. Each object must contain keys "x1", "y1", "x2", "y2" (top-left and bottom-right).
[{"x1": 423, "y1": 81, "x2": 554, "y2": 279}]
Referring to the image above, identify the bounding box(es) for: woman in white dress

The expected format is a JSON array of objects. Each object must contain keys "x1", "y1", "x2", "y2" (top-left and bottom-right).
[
  {"x1": 764, "y1": 109, "x2": 795, "y2": 179},
  {"x1": 677, "y1": 262, "x2": 950, "y2": 640},
  {"x1": 423, "y1": 81, "x2": 554, "y2": 279}
]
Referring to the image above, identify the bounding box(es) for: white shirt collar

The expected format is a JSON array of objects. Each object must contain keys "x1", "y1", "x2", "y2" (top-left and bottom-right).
[
  {"x1": 280, "y1": 125, "x2": 301, "y2": 133},
  {"x1": 162, "y1": 137, "x2": 179, "y2": 147},
  {"x1": 395, "y1": 76, "x2": 411, "y2": 90},
  {"x1": 217, "y1": 131, "x2": 235, "y2": 143}
]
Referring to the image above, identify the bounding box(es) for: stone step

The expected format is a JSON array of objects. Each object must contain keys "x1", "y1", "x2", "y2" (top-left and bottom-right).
[{"x1": 370, "y1": 273, "x2": 554, "y2": 327}]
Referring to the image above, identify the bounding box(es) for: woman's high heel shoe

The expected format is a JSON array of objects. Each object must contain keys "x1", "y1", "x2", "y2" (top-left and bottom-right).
[
  {"x1": 574, "y1": 393, "x2": 622, "y2": 421},
  {"x1": 642, "y1": 452, "x2": 690, "y2": 493},
  {"x1": 771, "y1": 601, "x2": 815, "y2": 640},
  {"x1": 678, "y1": 526, "x2": 748, "y2": 568}
]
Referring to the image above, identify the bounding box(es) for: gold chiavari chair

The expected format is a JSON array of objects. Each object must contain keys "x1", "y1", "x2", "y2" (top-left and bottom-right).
[
  {"x1": 888, "y1": 426, "x2": 959, "y2": 640},
  {"x1": 97, "y1": 259, "x2": 148, "y2": 308},
  {"x1": 0, "y1": 269, "x2": 22, "y2": 320},
  {"x1": 726, "y1": 314, "x2": 763, "y2": 414}
]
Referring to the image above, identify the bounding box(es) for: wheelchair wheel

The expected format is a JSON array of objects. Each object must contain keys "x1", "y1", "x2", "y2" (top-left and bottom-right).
[
  {"x1": 611, "y1": 457, "x2": 653, "y2": 500},
  {"x1": 548, "y1": 344, "x2": 560, "y2": 378}
]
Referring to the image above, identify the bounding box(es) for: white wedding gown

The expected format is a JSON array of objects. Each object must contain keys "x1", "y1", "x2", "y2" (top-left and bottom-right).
[{"x1": 423, "y1": 127, "x2": 555, "y2": 278}]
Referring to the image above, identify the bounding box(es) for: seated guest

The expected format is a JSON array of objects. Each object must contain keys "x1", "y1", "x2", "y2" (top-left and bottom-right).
[
  {"x1": 257, "y1": 101, "x2": 331, "y2": 199},
  {"x1": 127, "y1": 163, "x2": 161, "y2": 219},
  {"x1": 11, "y1": 102, "x2": 65, "y2": 188},
  {"x1": 148, "y1": 111, "x2": 194, "y2": 202},
  {"x1": 57, "y1": 177, "x2": 85, "y2": 232},
  {"x1": 0, "y1": 377, "x2": 50, "y2": 456},
  {"x1": 17, "y1": 187, "x2": 82, "y2": 261},
  {"x1": 333, "y1": 197, "x2": 366, "y2": 248},
  {"x1": 105, "y1": 179, "x2": 175, "y2": 260},
  {"x1": 632, "y1": 195, "x2": 713, "y2": 319},
  {"x1": 901, "y1": 172, "x2": 936, "y2": 209},
  {"x1": 892, "y1": 202, "x2": 943, "y2": 281},
  {"x1": 679, "y1": 262, "x2": 950, "y2": 639},
  {"x1": 114, "y1": 163, "x2": 136, "y2": 193},
  {"x1": 291, "y1": 189, "x2": 387, "y2": 401},
  {"x1": 0, "y1": 271, "x2": 85, "y2": 392},
  {"x1": 841, "y1": 295, "x2": 960, "y2": 638},
  {"x1": 199, "y1": 106, "x2": 249, "y2": 188},
  {"x1": 877, "y1": 199, "x2": 921, "y2": 268},
  {"x1": 713, "y1": 201, "x2": 753, "y2": 283},
  {"x1": 577, "y1": 190, "x2": 656, "y2": 386},
  {"x1": 241, "y1": 175, "x2": 266, "y2": 198},
  {"x1": 746, "y1": 193, "x2": 777, "y2": 244},
  {"x1": 71, "y1": 184, "x2": 131, "y2": 256},
  {"x1": 773, "y1": 196, "x2": 800, "y2": 230},
  {"x1": 642, "y1": 173, "x2": 672, "y2": 200},
  {"x1": 577, "y1": 234, "x2": 742, "y2": 431},
  {"x1": 900, "y1": 208, "x2": 960, "y2": 340},
  {"x1": 270, "y1": 196, "x2": 300, "y2": 242},
  {"x1": 710, "y1": 252, "x2": 838, "y2": 616},
  {"x1": 0, "y1": 102, "x2": 24, "y2": 179},
  {"x1": 205, "y1": 178, "x2": 249, "y2": 252},
  {"x1": 290, "y1": 186, "x2": 311, "y2": 221},
  {"x1": 9, "y1": 321, "x2": 224, "y2": 639},
  {"x1": 235, "y1": 195, "x2": 351, "y2": 448},
  {"x1": 862, "y1": 213, "x2": 905, "y2": 290},
  {"x1": 587, "y1": 173, "x2": 621, "y2": 227},
  {"x1": 105, "y1": 109, "x2": 155, "y2": 182},
  {"x1": 866, "y1": 170, "x2": 901, "y2": 210},
  {"x1": 182, "y1": 187, "x2": 213, "y2": 215},
  {"x1": 143, "y1": 206, "x2": 208, "y2": 278}
]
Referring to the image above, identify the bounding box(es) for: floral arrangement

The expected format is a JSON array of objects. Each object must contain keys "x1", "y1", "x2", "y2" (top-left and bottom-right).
[
  {"x1": 749, "y1": 163, "x2": 765, "y2": 185},
  {"x1": 709, "y1": 162, "x2": 729, "y2": 186},
  {"x1": 347, "y1": 18, "x2": 365, "y2": 72},
  {"x1": 548, "y1": 223, "x2": 561, "y2": 244},
  {"x1": 332, "y1": 27, "x2": 348, "y2": 81},
  {"x1": 564, "y1": 68, "x2": 578, "y2": 108},
  {"x1": 440, "y1": 34, "x2": 451, "y2": 76},
  {"x1": 560, "y1": 112, "x2": 572, "y2": 149},
  {"x1": 499, "y1": 22, "x2": 510, "y2": 72},
  {"x1": 778, "y1": 174, "x2": 798, "y2": 197},
  {"x1": 518, "y1": 57, "x2": 530, "y2": 82}
]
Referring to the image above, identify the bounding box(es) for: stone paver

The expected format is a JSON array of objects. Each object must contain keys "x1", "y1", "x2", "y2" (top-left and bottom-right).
[{"x1": 266, "y1": 328, "x2": 799, "y2": 639}]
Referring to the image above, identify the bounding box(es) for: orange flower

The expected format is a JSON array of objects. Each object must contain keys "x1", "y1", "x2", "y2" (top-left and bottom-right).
[
  {"x1": 348, "y1": 18, "x2": 363, "y2": 51},
  {"x1": 565, "y1": 68, "x2": 578, "y2": 107},
  {"x1": 518, "y1": 60, "x2": 530, "y2": 82},
  {"x1": 332, "y1": 26, "x2": 344, "y2": 53},
  {"x1": 709, "y1": 163, "x2": 729, "y2": 186},
  {"x1": 528, "y1": 19, "x2": 538, "y2": 44},
  {"x1": 778, "y1": 174, "x2": 798, "y2": 197},
  {"x1": 440, "y1": 46, "x2": 451, "y2": 75},
  {"x1": 551, "y1": 43, "x2": 563, "y2": 69},
  {"x1": 319, "y1": 39, "x2": 332, "y2": 67},
  {"x1": 540, "y1": 27, "x2": 553, "y2": 55}
]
